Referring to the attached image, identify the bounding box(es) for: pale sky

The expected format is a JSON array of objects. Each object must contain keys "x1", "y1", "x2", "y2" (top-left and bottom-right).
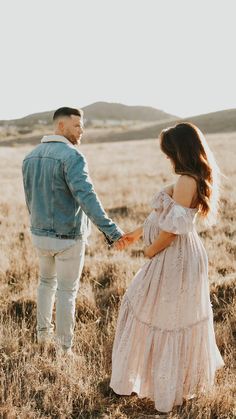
[{"x1": 1, "y1": 0, "x2": 236, "y2": 120}]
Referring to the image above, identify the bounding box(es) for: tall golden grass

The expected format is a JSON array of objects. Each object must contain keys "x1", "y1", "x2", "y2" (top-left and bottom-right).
[{"x1": 0, "y1": 133, "x2": 235, "y2": 418}]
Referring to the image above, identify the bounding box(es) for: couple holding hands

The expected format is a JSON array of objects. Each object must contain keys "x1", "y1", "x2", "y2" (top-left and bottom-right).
[{"x1": 22, "y1": 106, "x2": 224, "y2": 413}]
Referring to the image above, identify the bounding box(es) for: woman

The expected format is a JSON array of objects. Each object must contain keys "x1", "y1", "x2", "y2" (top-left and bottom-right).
[{"x1": 110, "y1": 122, "x2": 224, "y2": 413}]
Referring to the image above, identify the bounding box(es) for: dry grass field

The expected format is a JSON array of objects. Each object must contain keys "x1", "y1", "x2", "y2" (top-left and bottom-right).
[{"x1": 0, "y1": 132, "x2": 235, "y2": 418}]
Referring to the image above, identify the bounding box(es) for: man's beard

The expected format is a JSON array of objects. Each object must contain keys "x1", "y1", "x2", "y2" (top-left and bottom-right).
[
  {"x1": 68, "y1": 134, "x2": 81, "y2": 145},
  {"x1": 75, "y1": 135, "x2": 82, "y2": 145}
]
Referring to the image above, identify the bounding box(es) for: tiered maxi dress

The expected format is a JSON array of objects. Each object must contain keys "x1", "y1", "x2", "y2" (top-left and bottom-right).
[{"x1": 110, "y1": 190, "x2": 224, "y2": 413}]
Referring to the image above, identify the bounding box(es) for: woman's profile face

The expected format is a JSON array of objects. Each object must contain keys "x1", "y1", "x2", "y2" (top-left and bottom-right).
[
  {"x1": 159, "y1": 135, "x2": 175, "y2": 170},
  {"x1": 164, "y1": 153, "x2": 175, "y2": 170}
]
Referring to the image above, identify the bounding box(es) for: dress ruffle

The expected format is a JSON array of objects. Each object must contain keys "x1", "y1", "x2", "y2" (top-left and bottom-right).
[
  {"x1": 151, "y1": 190, "x2": 198, "y2": 235},
  {"x1": 110, "y1": 296, "x2": 224, "y2": 413}
]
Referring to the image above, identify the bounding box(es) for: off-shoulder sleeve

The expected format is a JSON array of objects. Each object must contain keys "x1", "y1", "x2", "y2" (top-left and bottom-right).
[
  {"x1": 150, "y1": 191, "x2": 162, "y2": 209},
  {"x1": 158, "y1": 194, "x2": 197, "y2": 235}
]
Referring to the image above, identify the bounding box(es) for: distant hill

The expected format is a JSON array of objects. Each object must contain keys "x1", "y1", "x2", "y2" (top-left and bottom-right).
[
  {"x1": 1, "y1": 107, "x2": 235, "y2": 147},
  {"x1": 0, "y1": 110, "x2": 54, "y2": 128},
  {"x1": 82, "y1": 102, "x2": 176, "y2": 122},
  {"x1": 94, "y1": 108, "x2": 236, "y2": 143},
  {"x1": 0, "y1": 102, "x2": 177, "y2": 128}
]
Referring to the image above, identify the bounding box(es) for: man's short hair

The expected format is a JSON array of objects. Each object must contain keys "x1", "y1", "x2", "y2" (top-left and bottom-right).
[{"x1": 53, "y1": 107, "x2": 83, "y2": 121}]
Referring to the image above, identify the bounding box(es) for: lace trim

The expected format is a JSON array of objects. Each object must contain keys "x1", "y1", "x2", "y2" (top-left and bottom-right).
[{"x1": 124, "y1": 295, "x2": 211, "y2": 333}]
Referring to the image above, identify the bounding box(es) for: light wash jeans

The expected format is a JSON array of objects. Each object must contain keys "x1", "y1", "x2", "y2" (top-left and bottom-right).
[{"x1": 35, "y1": 238, "x2": 85, "y2": 349}]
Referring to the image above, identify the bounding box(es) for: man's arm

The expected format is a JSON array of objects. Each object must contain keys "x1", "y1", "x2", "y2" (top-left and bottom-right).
[
  {"x1": 63, "y1": 152, "x2": 124, "y2": 244},
  {"x1": 22, "y1": 161, "x2": 31, "y2": 215}
]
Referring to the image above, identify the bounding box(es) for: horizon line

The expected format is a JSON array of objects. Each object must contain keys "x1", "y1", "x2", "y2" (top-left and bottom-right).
[{"x1": 0, "y1": 102, "x2": 235, "y2": 123}]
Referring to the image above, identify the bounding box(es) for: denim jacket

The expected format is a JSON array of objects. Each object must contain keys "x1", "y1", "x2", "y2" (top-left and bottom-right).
[{"x1": 22, "y1": 135, "x2": 124, "y2": 244}]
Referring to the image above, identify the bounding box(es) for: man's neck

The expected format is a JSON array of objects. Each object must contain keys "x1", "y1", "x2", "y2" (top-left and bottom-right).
[{"x1": 54, "y1": 131, "x2": 73, "y2": 144}]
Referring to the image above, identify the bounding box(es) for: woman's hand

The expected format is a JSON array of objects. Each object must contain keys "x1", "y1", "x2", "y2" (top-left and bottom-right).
[{"x1": 143, "y1": 246, "x2": 154, "y2": 259}]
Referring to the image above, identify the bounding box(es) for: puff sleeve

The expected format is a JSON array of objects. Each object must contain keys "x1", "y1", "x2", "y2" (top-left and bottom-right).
[{"x1": 152, "y1": 191, "x2": 198, "y2": 235}]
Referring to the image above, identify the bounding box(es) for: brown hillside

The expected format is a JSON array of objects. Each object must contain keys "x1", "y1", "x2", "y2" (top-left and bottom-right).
[
  {"x1": 0, "y1": 102, "x2": 176, "y2": 128},
  {"x1": 94, "y1": 109, "x2": 236, "y2": 143}
]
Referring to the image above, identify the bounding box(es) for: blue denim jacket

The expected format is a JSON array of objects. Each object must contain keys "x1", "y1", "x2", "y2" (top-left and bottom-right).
[{"x1": 22, "y1": 135, "x2": 124, "y2": 244}]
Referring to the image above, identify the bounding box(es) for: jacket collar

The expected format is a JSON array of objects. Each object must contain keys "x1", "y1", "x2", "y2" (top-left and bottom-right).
[{"x1": 41, "y1": 135, "x2": 76, "y2": 148}]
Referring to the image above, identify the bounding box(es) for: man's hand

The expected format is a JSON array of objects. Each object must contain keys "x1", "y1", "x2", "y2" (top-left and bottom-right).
[{"x1": 113, "y1": 235, "x2": 131, "y2": 250}]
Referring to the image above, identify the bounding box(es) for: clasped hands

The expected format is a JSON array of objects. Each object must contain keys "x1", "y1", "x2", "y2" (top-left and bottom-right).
[
  {"x1": 113, "y1": 231, "x2": 138, "y2": 251},
  {"x1": 111, "y1": 227, "x2": 176, "y2": 259},
  {"x1": 110, "y1": 226, "x2": 152, "y2": 256}
]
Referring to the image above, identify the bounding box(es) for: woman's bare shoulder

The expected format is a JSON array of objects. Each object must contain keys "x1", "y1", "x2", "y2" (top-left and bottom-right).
[
  {"x1": 173, "y1": 175, "x2": 197, "y2": 208},
  {"x1": 178, "y1": 175, "x2": 197, "y2": 190}
]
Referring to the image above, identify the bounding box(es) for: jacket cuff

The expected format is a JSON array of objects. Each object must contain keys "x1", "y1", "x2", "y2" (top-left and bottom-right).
[{"x1": 103, "y1": 229, "x2": 124, "y2": 246}]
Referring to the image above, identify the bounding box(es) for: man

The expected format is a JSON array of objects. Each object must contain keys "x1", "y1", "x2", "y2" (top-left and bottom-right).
[{"x1": 22, "y1": 106, "x2": 127, "y2": 355}]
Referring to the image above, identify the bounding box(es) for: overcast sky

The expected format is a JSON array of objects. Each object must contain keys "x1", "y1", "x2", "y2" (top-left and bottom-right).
[{"x1": 1, "y1": 0, "x2": 235, "y2": 120}]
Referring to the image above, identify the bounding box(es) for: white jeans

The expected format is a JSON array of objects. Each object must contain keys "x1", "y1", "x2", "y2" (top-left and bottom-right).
[{"x1": 36, "y1": 239, "x2": 85, "y2": 349}]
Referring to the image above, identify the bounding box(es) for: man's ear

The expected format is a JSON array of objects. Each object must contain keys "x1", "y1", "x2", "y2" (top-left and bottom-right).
[{"x1": 58, "y1": 120, "x2": 64, "y2": 131}]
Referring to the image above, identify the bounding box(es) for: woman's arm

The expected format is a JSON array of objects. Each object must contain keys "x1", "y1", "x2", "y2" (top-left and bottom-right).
[
  {"x1": 144, "y1": 230, "x2": 176, "y2": 258},
  {"x1": 127, "y1": 226, "x2": 143, "y2": 242}
]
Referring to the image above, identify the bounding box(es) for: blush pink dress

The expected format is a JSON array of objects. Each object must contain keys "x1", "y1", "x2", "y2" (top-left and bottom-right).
[{"x1": 110, "y1": 190, "x2": 224, "y2": 413}]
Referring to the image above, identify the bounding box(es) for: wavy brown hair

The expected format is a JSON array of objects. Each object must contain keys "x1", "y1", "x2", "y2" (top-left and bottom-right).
[{"x1": 159, "y1": 122, "x2": 220, "y2": 223}]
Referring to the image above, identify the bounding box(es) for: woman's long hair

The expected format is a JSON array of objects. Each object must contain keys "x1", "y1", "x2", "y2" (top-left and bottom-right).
[{"x1": 159, "y1": 122, "x2": 220, "y2": 225}]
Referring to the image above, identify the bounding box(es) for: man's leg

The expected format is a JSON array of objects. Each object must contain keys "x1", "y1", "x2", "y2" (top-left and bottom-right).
[
  {"x1": 36, "y1": 248, "x2": 57, "y2": 342},
  {"x1": 55, "y1": 239, "x2": 85, "y2": 350}
]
